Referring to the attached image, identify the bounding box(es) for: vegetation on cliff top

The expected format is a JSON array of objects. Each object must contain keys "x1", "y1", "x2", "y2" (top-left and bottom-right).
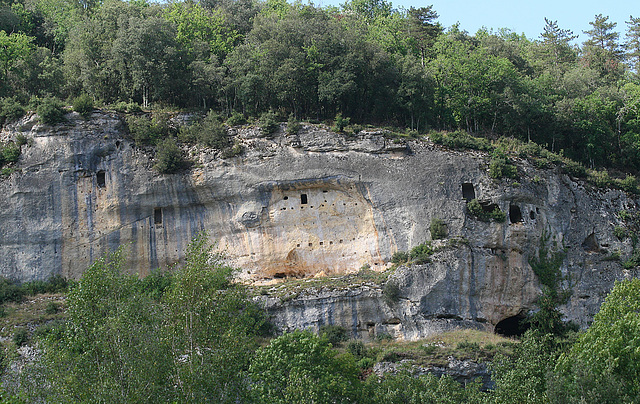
[{"x1": 0, "y1": 0, "x2": 639, "y2": 179}]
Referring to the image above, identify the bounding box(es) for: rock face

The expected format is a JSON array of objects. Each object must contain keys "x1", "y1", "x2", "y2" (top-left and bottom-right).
[{"x1": 1, "y1": 111, "x2": 638, "y2": 339}]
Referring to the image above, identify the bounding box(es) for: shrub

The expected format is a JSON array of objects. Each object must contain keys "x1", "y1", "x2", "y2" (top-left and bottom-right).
[
  {"x1": 0, "y1": 278, "x2": 23, "y2": 304},
  {"x1": 410, "y1": 242, "x2": 434, "y2": 264},
  {"x1": 489, "y1": 150, "x2": 518, "y2": 179},
  {"x1": 430, "y1": 130, "x2": 492, "y2": 151},
  {"x1": 226, "y1": 111, "x2": 246, "y2": 126},
  {"x1": 357, "y1": 357, "x2": 375, "y2": 369},
  {"x1": 37, "y1": 97, "x2": 65, "y2": 124},
  {"x1": 615, "y1": 175, "x2": 638, "y2": 194},
  {"x1": 391, "y1": 251, "x2": 409, "y2": 264},
  {"x1": 126, "y1": 114, "x2": 170, "y2": 146},
  {"x1": 1, "y1": 142, "x2": 21, "y2": 165},
  {"x1": 332, "y1": 113, "x2": 350, "y2": 133},
  {"x1": 429, "y1": 218, "x2": 447, "y2": 240},
  {"x1": 12, "y1": 327, "x2": 29, "y2": 346},
  {"x1": 259, "y1": 110, "x2": 279, "y2": 135},
  {"x1": 319, "y1": 324, "x2": 349, "y2": 345},
  {"x1": 113, "y1": 101, "x2": 142, "y2": 113},
  {"x1": 154, "y1": 137, "x2": 185, "y2": 174},
  {"x1": 346, "y1": 340, "x2": 366, "y2": 358},
  {"x1": 137, "y1": 270, "x2": 174, "y2": 301},
  {"x1": 45, "y1": 301, "x2": 59, "y2": 315},
  {"x1": 467, "y1": 199, "x2": 506, "y2": 222},
  {"x1": 383, "y1": 280, "x2": 401, "y2": 305},
  {"x1": 562, "y1": 159, "x2": 586, "y2": 177},
  {"x1": 72, "y1": 94, "x2": 94, "y2": 116},
  {"x1": 194, "y1": 111, "x2": 230, "y2": 149},
  {"x1": 0, "y1": 97, "x2": 26, "y2": 124},
  {"x1": 15, "y1": 134, "x2": 28, "y2": 147},
  {"x1": 286, "y1": 114, "x2": 301, "y2": 136},
  {"x1": 614, "y1": 226, "x2": 628, "y2": 240}
]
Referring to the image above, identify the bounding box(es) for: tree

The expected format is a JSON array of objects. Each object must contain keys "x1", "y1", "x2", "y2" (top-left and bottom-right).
[
  {"x1": 166, "y1": 233, "x2": 266, "y2": 403},
  {"x1": 407, "y1": 6, "x2": 441, "y2": 65},
  {"x1": 625, "y1": 16, "x2": 640, "y2": 72},
  {"x1": 248, "y1": 330, "x2": 362, "y2": 403},
  {"x1": 550, "y1": 279, "x2": 640, "y2": 403},
  {"x1": 0, "y1": 30, "x2": 33, "y2": 80},
  {"x1": 31, "y1": 247, "x2": 174, "y2": 402},
  {"x1": 582, "y1": 14, "x2": 624, "y2": 78},
  {"x1": 540, "y1": 18, "x2": 577, "y2": 68}
]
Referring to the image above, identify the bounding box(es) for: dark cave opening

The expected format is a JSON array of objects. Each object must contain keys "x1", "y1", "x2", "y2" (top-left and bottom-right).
[
  {"x1": 301, "y1": 193, "x2": 308, "y2": 204},
  {"x1": 462, "y1": 183, "x2": 475, "y2": 201},
  {"x1": 96, "y1": 171, "x2": 106, "y2": 188},
  {"x1": 509, "y1": 204, "x2": 523, "y2": 223},
  {"x1": 494, "y1": 314, "x2": 529, "y2": 337}
]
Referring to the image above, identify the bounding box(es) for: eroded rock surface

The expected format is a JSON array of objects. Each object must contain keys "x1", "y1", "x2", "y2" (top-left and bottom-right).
[{"x1": 1, "y1": 111, "x2": 638, "y2": 339}]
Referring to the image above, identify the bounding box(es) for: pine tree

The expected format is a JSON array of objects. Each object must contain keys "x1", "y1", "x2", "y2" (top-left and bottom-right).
[{"x1": 625, "y1": 16, "x2": 640, "y2": 72}]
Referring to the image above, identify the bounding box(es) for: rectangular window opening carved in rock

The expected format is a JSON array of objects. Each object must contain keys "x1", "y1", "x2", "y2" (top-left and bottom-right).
[
  {"x1": 301, "y1": 193, "x2": 308, "y2": 204},
  {"x1": 97, "y1": 171, "x2": 106, "y2": 188},
  {"x1": 154, "y1": 207, "x2": 163, "y2": 225}
]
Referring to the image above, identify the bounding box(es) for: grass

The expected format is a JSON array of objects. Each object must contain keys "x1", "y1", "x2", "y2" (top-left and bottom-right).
[
  {"x1": 0, "y1": 293, "x2": 67, "y2": 343},
  {"x1": 251, "y1": 269, "x2": 392, "y2": 301},
  {"x1": 337, "y1": 329, "x2": 517, "y2": 369}
]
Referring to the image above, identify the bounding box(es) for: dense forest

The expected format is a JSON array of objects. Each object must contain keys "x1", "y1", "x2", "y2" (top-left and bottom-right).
[
  {"x1": 0, "y1": 0, "x2": 640, "y2": 174},
  {"x1": 0, "y1": 235, "x2": 638, "y2": 403}
]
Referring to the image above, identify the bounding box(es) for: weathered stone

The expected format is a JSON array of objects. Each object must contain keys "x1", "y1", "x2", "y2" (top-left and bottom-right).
[{"x1": 1, "y1": 111, "x2": 638, "y2": 339}]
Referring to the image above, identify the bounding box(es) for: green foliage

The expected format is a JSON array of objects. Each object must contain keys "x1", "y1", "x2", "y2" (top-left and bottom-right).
[
  {"x1": 178, "y1": 110, "x2": 230, "y2": 149},
  {"x1": 112, "y1": 101, "x2": 142, "y2": 114},
  {"x1": 44, "y1": 301, "x2": 59, "y2": 315},
  {"x1": 332, "y1": 112, "x2": 350, "y2": 133},
  {"x1": 258, "y1": 110, "x2": 279, "y2": 135},
  {"x1": 319, "y1": 324, "x2": 349, "y2": 345},
  {"x1": 614, "y1": 225, "x2": 628, "y2": 240},
  {"x1": 248, "y1": 330, "x2": 362, "y2": 403},
  {"x1": 154, "y1": 137, "x2": 186, "y2": 174},
  {"x1": 226, "y1": 111, "x2": 246, "y2": 126},
  {"x1": 491, "y1": 330, "x2": 560, "y2": 404},
  {"x1": 126, "y1": 114, "x2": 170, "y2": 146},
  {"x1": 36, "y1": 97, "x2": 65, "y2": 125},
  {"x1": 286, "y1": 114, "x2": 301, "y2": 135},
  {"x1": 409, "y1": 242, "x2": 434, "y2": 264},
  {"x1": 529, "y1": 232, "x2": 565, "y2": 290},
  {"x1": 382, "y1": 279, "x2": 401, "y2": 305},
  {"x1": 1, "y1": 142, "x2": 20, "y2": 167},
  {"x1": 346, "y1": 340, "x2": 367, "y2": 358},
  {"x1": 364, "y1": 371, "x2": 485, "y2": 404},
  {"x1": 12, "y1": 327, "x2": 28, "y2": 347},
  {"x1": 550, "y1": 279, "x2": 640, "y2": 403},
  {"x1": 71, "y1": 94, "x2": 93, "y2": 116},
  {"x1": 489, "y1": 149, "x2": 518, "y2": 179},
  {"x1": 0, "y1": 277, "x2": 23, "y2": 304},
  {"x1": 429, "y1": 217, "x2": 447, "y2": 240},
  {"x1": 466, "y1": 199, "x2": 506, "y2": 222},
  {"x1": 429, "y1": 130, "x2": 492, "y2": 151},
  {"x1": 0, "y1": 97, "x2": 26, "y2": 124},
  {"x1": 390, "y1": 251, "x2": 409, "y2": 264}
]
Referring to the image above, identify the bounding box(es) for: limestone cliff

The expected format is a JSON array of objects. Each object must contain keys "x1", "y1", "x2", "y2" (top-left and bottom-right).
[{"x1": 1, "y1": 111, "x2": 638, "y2": 340}]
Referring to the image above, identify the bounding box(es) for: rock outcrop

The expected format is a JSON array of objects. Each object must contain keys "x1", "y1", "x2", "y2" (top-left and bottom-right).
[{"x1": 1, "y1": 111, "x2": 638, "y2": 339}]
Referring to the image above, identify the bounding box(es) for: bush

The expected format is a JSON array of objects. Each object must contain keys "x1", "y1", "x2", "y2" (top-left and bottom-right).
[
  {"x1": 72, "y1": 94, "x2": 94, "y2": 116},
  {"x1": 332, "y1": 113, "x2": 350, "y2": 133},
  {"x1": 383, "y1": 280, "x2": 401, "y2": 306},
  {"x1": 614, "y1": 226, "x2": 628, "y2": 240},
  {"x1": 13, "y1": 327, "x2": 29, "y2": 347},
  {"x1": 0, "y1": 97, "x2": 26, "y2": 124},
  {"x1": 562, "y1": 159, "x2": 586, "y2": 177},
  {"x1": 37, "y1": 97, "x2": 65, "y2": 124},
  {"x1": 429, "y1": 218, "x2": 447, "y2": 240},
  {"x1": 467, "y1": 199, "x2": 506, "y2": 222},
  {"x1": 391, "y1": 251, "x2": 409, "y2": 264},
  {"x1": 319, "y1": 324, "x2": 349, "y2": 345},
  {"x1": 357, "y1": 357, "x2": 375, "y2": 369},
  {"x1": 615, "y1": 175, "x2": 639, "y2": 194},
  {"x1": 154, "y1": 137, "x2": 185, "y2": 174},
  {"x1": 226, "y1": 111, "x2": 246, "y2": 126},
  {"x1": 126, "y1": 114, "x2": 170, "y2": 146},
  {"x1": 113, "y1": 101, "x2": 142, "y2": 113},
  {"x1": 346, "y1": 340, "x2": 366, "y2": 358},
  {"x1": 259, "y1": 110, "x2": 279, "y2": 135},
  {"x1": 45, "y1": 301, "x2": 59, "y2": 315},
  {"x1": 286, "y1": 114, "x2": 301, "y2": 135},
  {"x1": 489, "y1": 150, "x2": 518, "y2": 179},
  {"x1": 0, "y1": 278, "x2": 23, "y2": 304},
  {"x1": 430, "y1": 130, "x2": 492, "y2": 151},
  {"x1": 179, "y1": 111, "x2": 230, "y2": 149},
  {"x1": 409, "y1": 242, "x2": 434, "y2": 264},
  {"x1": 137, "y1": 270, "x2": 174, "y2": 301},
  {"x1": 1, "y1": 143, "x2": 21, "y2": 166}
]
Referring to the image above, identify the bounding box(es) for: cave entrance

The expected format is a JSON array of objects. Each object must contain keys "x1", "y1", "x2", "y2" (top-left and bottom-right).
[
  {"x1": 494, "y1": 314, "x2": 529, "y2": 337},
  {"x1": 509, "y1": 204, "x2": 522, "y2": 223},
  {"x1": 462, "y1": 183, "x2": 475, "y2": 201},
  {"x1": 96, "y1": 171, "x2": 106, "y2": 188}
]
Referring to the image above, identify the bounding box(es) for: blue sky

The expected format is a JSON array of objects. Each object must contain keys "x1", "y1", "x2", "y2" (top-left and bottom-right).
[{"x1": 316, "y1": 0, "x2": 639, "y2": 43}]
